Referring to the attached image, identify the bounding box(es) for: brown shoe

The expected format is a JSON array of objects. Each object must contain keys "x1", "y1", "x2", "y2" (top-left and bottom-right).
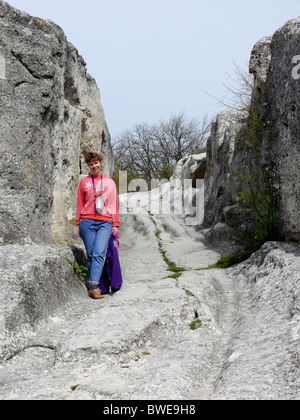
[{"x1": 88, "y1": 288, "x2": 105, "y2": 299}]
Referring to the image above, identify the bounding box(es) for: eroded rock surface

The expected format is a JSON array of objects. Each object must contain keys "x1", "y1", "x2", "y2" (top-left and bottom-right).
[
  {"x1": 1, "y1": 193, "x2": 300, "y2": 400},
  {"x1": 0, "y1": 0, "x2": 113, "y2": 245}
]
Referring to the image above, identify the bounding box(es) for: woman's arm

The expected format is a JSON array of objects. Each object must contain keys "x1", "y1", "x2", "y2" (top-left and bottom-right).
[
  {"x1": 110, "y1": 179, "x2": 120, "y2": 229},
  {"x1": 76, "y1": 180, "x2": 85, "y2": 225}
]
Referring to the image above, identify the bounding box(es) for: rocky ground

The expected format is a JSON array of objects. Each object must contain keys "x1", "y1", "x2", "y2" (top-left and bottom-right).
[
  {"x1": 1, "y1": 0, "x2": 300, "y2": 401},
  {"x1": 0, "y1": 191, "x2": 300, "y2": 400}
]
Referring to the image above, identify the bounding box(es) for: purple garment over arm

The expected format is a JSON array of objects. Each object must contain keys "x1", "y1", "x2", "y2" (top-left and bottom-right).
[{"x1": 100, "y1": 232, "x2": 123, "y2": 294}]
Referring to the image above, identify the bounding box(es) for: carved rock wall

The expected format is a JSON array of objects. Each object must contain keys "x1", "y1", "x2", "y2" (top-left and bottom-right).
[
  {"x1": 0, "y1": 0, "x2": 114, "y2": 244},
  {"x1": 204, "y1": 20, "x2": 300, "y2": 242}
]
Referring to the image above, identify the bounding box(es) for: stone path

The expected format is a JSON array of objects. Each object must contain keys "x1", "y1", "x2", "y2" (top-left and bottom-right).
[
  {"x1": 0, "y1": 200, "x2": 236, "y2": 400},
  {"x1": 1, "y1": 193, "x2": 300, "y2": 400}
]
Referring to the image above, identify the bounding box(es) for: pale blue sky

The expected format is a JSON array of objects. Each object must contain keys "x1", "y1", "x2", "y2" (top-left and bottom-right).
[{"x1": 5, "y1": 0, "x2": 300, "y2": 139}]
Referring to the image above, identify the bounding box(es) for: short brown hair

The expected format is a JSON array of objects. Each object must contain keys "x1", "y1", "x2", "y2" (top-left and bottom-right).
[{"x1": 84, "y1": 152, "x2": 103, "y2": 165}]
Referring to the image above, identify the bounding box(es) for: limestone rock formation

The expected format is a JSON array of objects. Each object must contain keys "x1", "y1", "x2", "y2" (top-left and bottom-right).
[
  {"x1": 1, "y1": 3, "x2": 300, "y2": 401},
  {"x1": 261, "y1": 18, "x2": 300, "y2": 241},
  {"x1": 212, "y1": 241, "x2": 300, "y2": 399},
  {"x1": 170, "y1": 153, "x2": 206, "y2": 225},
  {"x1": 0, "y1": 0, "x2": 113, "y2": 245},
  {"x1": 0, "y1": 244, "x2": 87, "y2": 361},
  {"x1": 249, "y1": 35, "x2": 272, "y2": 113},
  {"x1": 203, "y1": 36, "x2": 273, "y2": 240},
  {"x1": 1, "y1": 205, "x2": 300, "y2": 400},
  {"x1": 204, "y1": 110, "x2": 248, "y2": 235},
  {"x1": 204, "y1": 19, "x2": 300, "y2": 243},
  {"x1": 172, "y1": 153, "x2": 206, "y2": 188}
]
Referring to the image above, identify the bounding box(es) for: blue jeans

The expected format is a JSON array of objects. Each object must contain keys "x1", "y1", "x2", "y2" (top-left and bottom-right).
[{"x1": 79, "y1": 219, "x2": 112, "y2": 290}]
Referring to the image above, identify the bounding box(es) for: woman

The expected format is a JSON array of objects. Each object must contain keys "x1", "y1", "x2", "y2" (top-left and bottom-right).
[{"x1": 76, "y1": 152, "x2": 119, "y2": 299}]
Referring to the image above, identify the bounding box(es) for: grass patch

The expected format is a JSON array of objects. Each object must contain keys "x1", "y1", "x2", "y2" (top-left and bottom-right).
[
  {"x1": 189, "y1": 310, "x2": 202, "y2": 330},
  {"x1": 194, "y1": 249, "x2": 252, "y2": 270},
  {"x1": 158, "y1": 241, "x2": 186, "y2": 275},
  {"x1": 164, "y1": 272, "x2": 182, "y2": 280},
  {"x1": 155, "y1": 229, "x2": 162, "y2": 238},
  {"x1": 209, "y1": 251, "x2": 251, "y2": 269},
  {"x1": 189, "y1": 319, "x2": 202, "y2": 330},
  {"x1": 68, "y1": 260, "x2": 89, "y2": 282},
  {"x1": 148, "y1": 211, "x2": 187, "y2": 279}
]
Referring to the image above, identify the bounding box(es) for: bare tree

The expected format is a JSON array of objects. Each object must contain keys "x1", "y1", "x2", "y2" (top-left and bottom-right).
[
  {"x1": 113, "y1": 112, "x2": 210, "y2": 185},
  {"x1": 158, "y1": 113, "x2": 210, "y2": 163},
  {"x1": 113, "y1": 123, "x2": 159, "y2": 184},
  {"x1": 207, "y1": 58, "x2": 254, "y2": 111}
]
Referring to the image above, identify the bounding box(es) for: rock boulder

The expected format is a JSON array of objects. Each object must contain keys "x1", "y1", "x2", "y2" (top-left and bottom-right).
[
  {"x1": 0, "y1": 0, "x2": 113, "y2": 244},
  {"x1": 261, "y1": 18, "x2": 300, "y2": 241}
]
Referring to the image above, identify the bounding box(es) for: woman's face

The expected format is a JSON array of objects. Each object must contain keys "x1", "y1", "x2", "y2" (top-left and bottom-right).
[{"x1": 88, "y1": 159, "x2": 101, "y2": 176}]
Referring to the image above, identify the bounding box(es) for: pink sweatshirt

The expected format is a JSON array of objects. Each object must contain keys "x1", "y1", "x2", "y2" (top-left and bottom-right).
[{"x1": 76, "y1": 175, "x2": 119, "y2": 227}]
